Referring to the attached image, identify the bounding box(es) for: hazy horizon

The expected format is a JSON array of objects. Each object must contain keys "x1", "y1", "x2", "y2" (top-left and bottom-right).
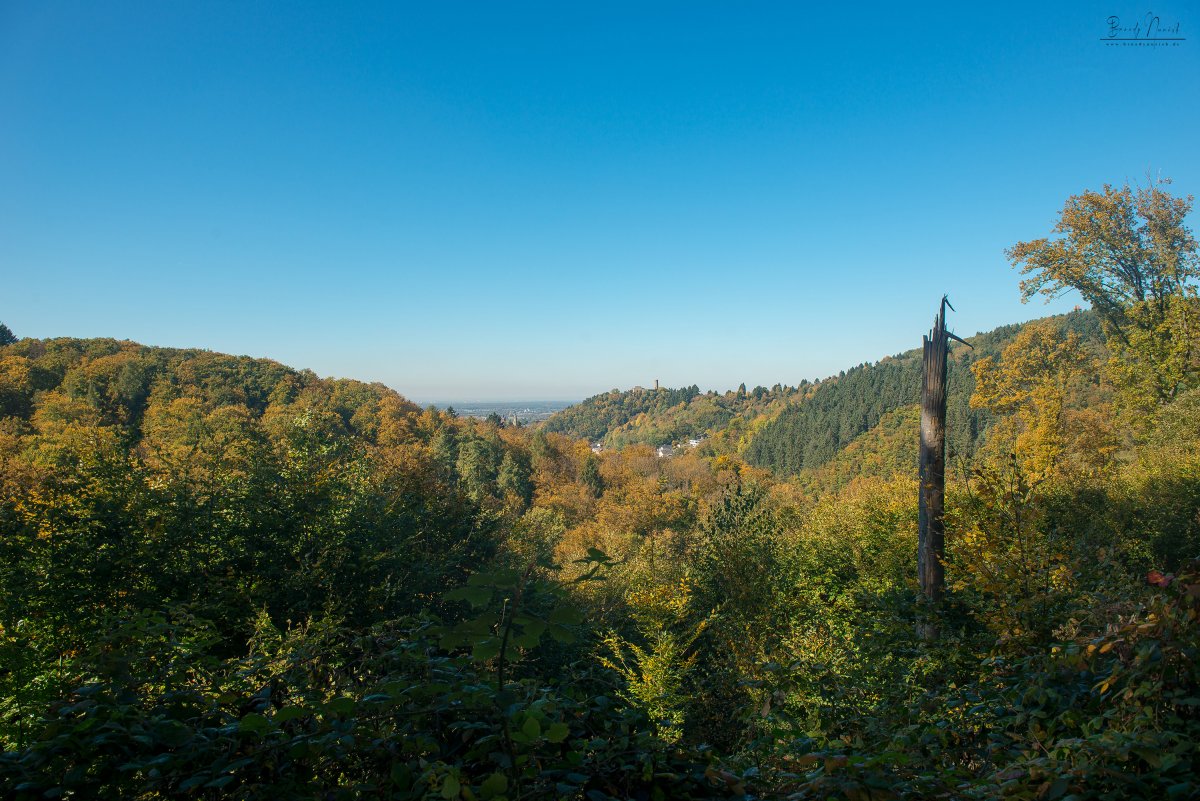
[
  {"x1": 3, "y1": 3, "x2": 1196, "y2": 398},
  {"x1": 0, "y1": 304, "x2": 1071, "y2": 405}
]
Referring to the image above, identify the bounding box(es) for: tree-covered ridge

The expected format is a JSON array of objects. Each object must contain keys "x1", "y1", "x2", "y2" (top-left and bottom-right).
[
  {"x1": 541, "y1": 384, "x2": 703, "y2": 444},
  {"x1": 743, "y1": 310, "x2": 1105, "y2": 476},
  {"x1": 3, "y1": 311, "x2": 1200, "y2": 798},
  {"x1": 0, "y1": 336, "x2": 491, "y2": 636},
  {"x1": 541, "y1": 383, "x2": 797, "y2": 449},
  {"x1": 0, "y1": 336, "x2": 410, "y2": 428},
  {"x1": 774, "y1": 403, "x2": 921, "y2": 501},
  {"x1": 539, "y1": 311, "x2": 1104, "y2": 481}
]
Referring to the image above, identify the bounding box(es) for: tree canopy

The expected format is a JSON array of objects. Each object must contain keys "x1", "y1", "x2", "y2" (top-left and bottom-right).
[{"x1": 1009, "y1": 180, "x2": 1200, "y2": 408}]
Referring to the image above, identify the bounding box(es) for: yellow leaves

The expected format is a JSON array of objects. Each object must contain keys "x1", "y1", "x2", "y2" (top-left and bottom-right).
[
  {"x1": 972, "y1": 320, "x2": 1093, "y2": 411},
  {"x1": 1010, "y1": 181, "x2": 1197, "y2": 312},
  {"x1": 970, "y1": 318, "x2": 1106, "y2": 480},
  {"x1": 0, "y1": 356, "x2": 35, "y2": 411},
  {"x1": 1051, "y1": 562, "x2": 1075, "y2": 591},
  {"x1": 1009, "y1": 181, "x2": 1199, "y2": 415},
  {"x1": 712, "y1": 454, "x2": 735, "y2": 473},
  {"x1": 626, "y1": 575, "x2": 694, "y2": 626},
  {"x1": 1106, "y1": 294, "x2": 1200, "y2": 416},
  {"x1": 600, "y1": 622, "x2": 699, "y2": 743},
  {"x1": 968, "y1": 356, "x2": 1003, "y2": 412},
  {"x1": 946, "y1": 460, "x2": 1088, "y2": 640}
]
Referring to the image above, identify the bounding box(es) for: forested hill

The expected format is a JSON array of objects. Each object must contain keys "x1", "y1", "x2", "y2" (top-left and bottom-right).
[
  {"x1": 540, "y1": 310, "x2": 1104, "y2": 475},
  {"x1": 0, "y1": 336, "x2": 420, "y2": 437},
  {"x1": 541, "y1": 383, "x2": 802, "y2": 448},
  {"x1": 0, "y1": 333, "x2": 549, "y2": 679},
  {"x1": 745, "y1": 310, "x2": 1104, "y2": 476},
  {"x1": 748, "y1": 310, "x2": 1104, "y2": 475},
  {"x1": 540, "y1": 384, "x2": 700, "y2": 443}
]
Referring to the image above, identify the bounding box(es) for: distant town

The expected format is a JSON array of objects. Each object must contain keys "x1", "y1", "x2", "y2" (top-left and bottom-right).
[{"x1": 427, "y1": 400, "x2": 576, "y2": 424}]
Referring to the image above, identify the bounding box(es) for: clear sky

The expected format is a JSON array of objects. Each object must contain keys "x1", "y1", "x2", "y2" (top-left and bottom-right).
[{"x1": 2, "y1": 2, "x2": 1198, "y2": 401}]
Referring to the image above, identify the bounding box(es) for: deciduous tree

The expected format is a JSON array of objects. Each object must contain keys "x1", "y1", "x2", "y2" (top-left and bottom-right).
[
  {"x1": 1007, "y1": 180, "x2": 1199, "y2": 411},
  {"x1": 970, "y1": 319, "x2": 1108, "y2": 478}
]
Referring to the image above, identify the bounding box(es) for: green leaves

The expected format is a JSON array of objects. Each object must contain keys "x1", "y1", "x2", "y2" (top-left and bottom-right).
[
  {"x1": 549, "y1": 605, "x2": 583, "y2": 625},
  {"x1": 471, "y1": 637, "x2": 502, "y2": 662},
  {"x1": 324, "y1": 696, "x2": 355, "y2": 716},
  {"x1": 273, "y1": 705, "x2": 306, "y2": 723},
  {"x1": 479, "y1": 772, "x2": 508, "y2": 799},
  {"x1": 438, "y1": 568, "x2": 585, "y2": 660},
  {"x1": 444, "y1": 585, "x2": 494, "y2": 609},
  {"x1": 545, "y1": 722, "x2": 570, "y2": 743},
  {"x1": 511, "y1": 618, "x2": 546, "y2": 649},
  {"x1": 237, "y1": 713, "x2": 270, "y2": 735},
  {"x1": 467, "y1": 569, "x2": 521, "y2": 588}
]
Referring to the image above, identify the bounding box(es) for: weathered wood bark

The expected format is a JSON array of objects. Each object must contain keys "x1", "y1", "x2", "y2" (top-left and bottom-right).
[{"x1": 917, "y1": 297, "x2": 951, "y2": 640}]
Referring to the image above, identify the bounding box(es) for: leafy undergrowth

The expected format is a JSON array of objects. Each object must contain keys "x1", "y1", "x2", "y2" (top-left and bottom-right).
[
  {"x1": 749, "y1": 563, "x2": 1200, "y2": 800},
  {"x1": 1, "y1": 609, "x2": 736, "y2": 800},
  {"x1": 4, "y1": 563, "x2": 1197, "y2": 800}
]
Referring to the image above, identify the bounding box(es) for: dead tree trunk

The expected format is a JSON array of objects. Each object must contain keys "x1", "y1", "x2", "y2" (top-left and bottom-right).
[{"x1": 918, "y1": 296, "x2": 963, "y2": 641}]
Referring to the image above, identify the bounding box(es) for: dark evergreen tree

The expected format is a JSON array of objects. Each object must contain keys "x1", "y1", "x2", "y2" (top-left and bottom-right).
[
  {"x1": 580, "y1": 453, "x2": 604, "y2": 498},
  {"x1": 498, "y1": 450, "x2": 534, "y2": 509},
  {"x1": 743, "y1": 311, "x2": 1102, "y2": 476}
]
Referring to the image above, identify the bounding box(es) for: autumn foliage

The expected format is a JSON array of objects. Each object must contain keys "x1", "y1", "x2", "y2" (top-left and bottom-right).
[{"x1": 2, "y1": 181, "x2": 1200, "y2": 799}]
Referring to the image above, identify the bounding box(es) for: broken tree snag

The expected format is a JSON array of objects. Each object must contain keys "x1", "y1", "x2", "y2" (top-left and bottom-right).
[{"x1": 917, "y1": 295, "x2": 962, "y2": 641}]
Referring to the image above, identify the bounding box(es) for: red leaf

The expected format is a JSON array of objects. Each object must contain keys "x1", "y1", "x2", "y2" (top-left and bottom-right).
[{"x1": 1147, "y1": 570, "x2": 1174, "y2": 588}]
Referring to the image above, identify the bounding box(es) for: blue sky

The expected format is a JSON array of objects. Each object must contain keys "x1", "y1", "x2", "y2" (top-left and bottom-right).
[{"x1": 2, "y1": 2, "x2": 1198, "y2": 401}]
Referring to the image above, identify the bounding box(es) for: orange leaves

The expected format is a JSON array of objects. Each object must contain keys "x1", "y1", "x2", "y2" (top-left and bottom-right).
[{"x1": 1148, "y1": 570, "x2": 1175, "y2": 588}]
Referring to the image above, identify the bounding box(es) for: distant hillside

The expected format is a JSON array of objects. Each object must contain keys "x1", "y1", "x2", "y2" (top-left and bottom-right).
[
  {"x1": 540, "y1": 310, "x2": 1104, "y2": 477},
  {"x1": 541, "y1": 384, "x2": 700, "y2": 443},
  {"x1": 743, "y1": 309, "x2": 1104, "y2": 476},
  {"x1": 540, "y1": 383, "x2": 796, "y2": 447},
  {"x1": 789, "y1": 404, "x2": 922, "y2": 495},
  {"x1": 0, "y1": 336, "x2": 416, "y2": 437}
]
